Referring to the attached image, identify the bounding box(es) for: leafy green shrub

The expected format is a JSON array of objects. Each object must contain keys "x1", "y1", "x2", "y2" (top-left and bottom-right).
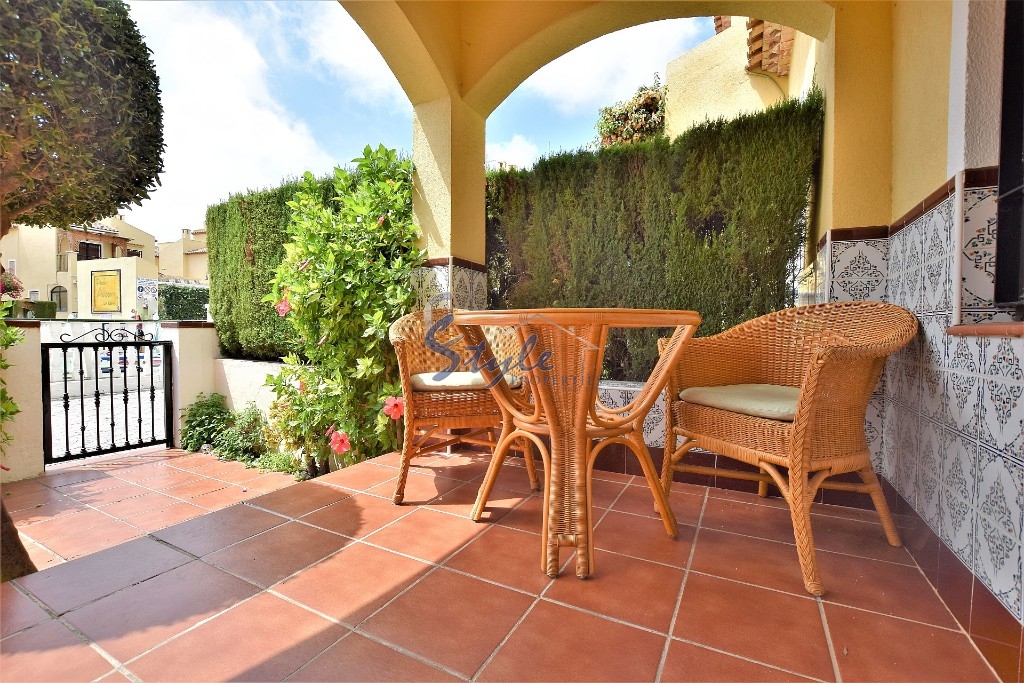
[
  {"x1": 488, "y1": 89, "x2": 824, "y2": 380},
  {"x1": 206, "y1": 175, "x2": 339, "y2": 360},
  {"x1": 31, "y1": 301, "x2": 57, "y2": 319},
  {"x1": 158, "y1": 283, "x2": 208, "y2": 320},
  {"x1": 266, "y1": 145, "x2": 422, "y2": 474},
  {"x1": 212, "y1": 402, "x2": 267, "y2": 462},
  {"x1": 179, "y1": 392, "x2": 232, "y2": 452},
  {"x1": 0, "y1": 300, "x2": 23, "y2": 454},
  {"x1": 596, "y1": 75, "x2": 666, "y2": 146}
]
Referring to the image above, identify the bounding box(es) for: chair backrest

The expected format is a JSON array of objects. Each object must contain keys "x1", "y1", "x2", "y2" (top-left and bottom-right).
[
  {"x1": 389, "y1": 308, "x2": 530, "y2": 382},
  {"x1": 687, "y1": 301, "x2": 918, "y2": 387}
]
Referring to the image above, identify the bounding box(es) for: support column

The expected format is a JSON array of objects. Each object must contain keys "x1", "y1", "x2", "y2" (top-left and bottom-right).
[{"x1": 411, "y1": 95, "x2": 488, "y2": 310}]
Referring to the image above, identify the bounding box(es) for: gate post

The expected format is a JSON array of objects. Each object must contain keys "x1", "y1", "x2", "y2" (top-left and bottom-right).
[{"x1": 1, "y1": 321, "x2": 44, "y2": 483}]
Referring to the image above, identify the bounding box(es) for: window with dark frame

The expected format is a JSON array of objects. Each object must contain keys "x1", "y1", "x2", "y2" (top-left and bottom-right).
[
  {"x1": 127, "y1": 249, "x2": 143, "y2": 258},
  {"x1": 50, "y1": 286, "x2": 67, "y2": 312},
  {"x1": 995, "y1": 0, "x2": 1024, "y2": 318},
  {"x1": 78, "y1": 242, "x2": 102, "y2": 261}
]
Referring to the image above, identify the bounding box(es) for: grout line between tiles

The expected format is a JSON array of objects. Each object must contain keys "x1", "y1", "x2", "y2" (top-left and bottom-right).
[
  {"x1": 469, "y1": 596, "x2": 541, "y2": 681},
  {"x1": 655, "y1": 486, "x2": 709, "y2": 683},
  {"x1": 818, "y1": 597, "x2": 844, "y2": 683},
  {"x1": 668, "y1": 636, "x2": 833, "y2": 683}
]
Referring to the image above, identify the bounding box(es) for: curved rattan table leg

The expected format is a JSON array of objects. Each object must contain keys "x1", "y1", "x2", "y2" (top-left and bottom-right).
[
  {"x1": 471, "y1": 428, "x2": 513, "y2": 521},
  {"x1": 523, "y1": 440, "x2": 541, "y2": 492},
  {"x1": 626, "y1": 435, "x2": 678, "y2": 538}
]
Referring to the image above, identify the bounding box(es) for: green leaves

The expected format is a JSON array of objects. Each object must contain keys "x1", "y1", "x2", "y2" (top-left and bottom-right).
[
  {"x1": 1, "y1": 0, "x2": 164, "y2": 232},
  {"x1": 266, "y1": 145, "x2": 423, "y2": 467}
]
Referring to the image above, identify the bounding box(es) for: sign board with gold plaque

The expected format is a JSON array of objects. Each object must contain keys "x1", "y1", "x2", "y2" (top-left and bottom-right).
[{"x1": 91, "y1": 270, "x2": 122, "y2": 313}]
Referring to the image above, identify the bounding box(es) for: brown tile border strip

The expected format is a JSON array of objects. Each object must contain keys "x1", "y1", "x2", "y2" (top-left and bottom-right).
[
  {"x1": 965, "y1": 166, "x2": 999, "y2": 189},
  {"x1": 891, "y1": 177, "x2": 957, "y2": 236},
  {"x1": 816, "y1": 225, "x2": 889, "y2": 251},
  {"x1": 947, "y1": 323, "x2": 1024, "y2": 338},
  {"x1": 4, "y1": 319, "x2": 41, "y2": 328},
  {"x1": 423, "y1": 257, "x2": 486, "y2": 273}
]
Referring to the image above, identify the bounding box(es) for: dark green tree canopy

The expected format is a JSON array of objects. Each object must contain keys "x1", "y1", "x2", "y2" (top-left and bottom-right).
[{"x1": 0, "y1": 0, "x2": 164, "y2": 235}]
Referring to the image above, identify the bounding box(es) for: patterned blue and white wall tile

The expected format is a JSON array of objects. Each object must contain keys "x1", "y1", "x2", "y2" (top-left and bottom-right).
[
  {"x1": 597, "y1": 380, "x2": 665, "y2": 448},
  {"x1": 939, "y1": 429, "x2": 978, "y2": 569},
  {"x1": 829, "y1": 239, "x2": 888, "y2": 302},
  {"x1": 978, "y1": 337, "x2": 1024, "y2": 455},
  {"x1": 411, "y1": 265, "x2": 487, "y2": 311},
  {"x1": 960, "y1": 188, "x2": 1016, "y2": 324},
  {"x1": 974, "y1": 446, "x2": 1023, "y2": 620}
]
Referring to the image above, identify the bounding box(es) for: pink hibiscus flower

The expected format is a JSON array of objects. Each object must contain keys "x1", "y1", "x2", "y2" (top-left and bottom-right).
[
  {"x1": 329, "y1": 430, "x2": 351, "y2": 455},
  {"x1": 274, "y1": 298, "x2": 291, "y2": 317},
  {"x1": 383, "y1": 396, "x2": 404, "y2": 420}
]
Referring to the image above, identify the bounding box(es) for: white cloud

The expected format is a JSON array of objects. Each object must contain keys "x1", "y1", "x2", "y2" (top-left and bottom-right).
[
  {"x1": 299, "y1": 2, "x2": 408, "y2": 111},
  {"x1": 486, "y1": 135, "x2": 541, "y2": 170},
  {"x1": 121, "y1": 2, "x2": 335, "y2": 242},
  {"x1": 522, "y1": 18, "x2": 708, "y2": 116}
]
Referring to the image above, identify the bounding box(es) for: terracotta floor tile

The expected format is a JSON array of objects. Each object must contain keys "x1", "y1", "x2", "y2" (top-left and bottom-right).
[
  {"x1": 52, "y1": 474, "x2": 135, "y2": 496},
  {"x1": 317, "y1": 462, "x2": 399, "y2": 492},
  {"x1": 544, "y1": 549, "x2": 684, "y2": 632},
  {"x1": 589, "y1": 477, "x2": 631, "y2": 509},
  {"x1": 286, "y1": 631, "x2": 459, "y2": 682},
  {"x1": 444, "y1": 524, "x2": 552, "y2": 594},
  {"x1": 661, "y1": 640, "x2": 816, "y2": 682},
  {"x1": 40, "y1": 518, "x2": 144, "y2": 559},
  {"x1": 496, "y1": 493, "x2": 544, "y2": 533},
  {"x1": 0, "y1": 619, "x2": 114, "y2": 682},
  {"x1": 690, "y1": 528, "x2": 808, "y2": 595},
  {"x1": 478, "y1": 599, "x2": 666, "y2": 682},
  {"x1": 613, "y1": 482, "x2": 705, "y2": 527},
  {"x1": 124, "y1": 501, "x2": 207, "y2": 532},
  {"x1": 22, "y1": 537, "x2": 65, "y2": 569},
  {"x1": 819, "y1": 552, "x2": 958, "y2": 628},
  {"x1": 1, "y1": 480, "x2": 51, "y2": 497},
  {"x1": 242, "y1": 472, "x2": 299, "y2": 494},
  {"x1": 97, "y1": 490, "x2": 180, "y2": 518},
  {"x1": 973, "y1": 636, "x2": 1022, "y2": 683},
  {"x1": 159, "y1": 476, "x2": 232, "y2": 500},
  {"x1": 674, "y1": 573, "x2": 833, "y2": 680},
  {"x1": 9, "y1": 497, "x2": 89, "y2": 526},
  {"x1": 128, "y1": 468, "x2": 203, "y2": 491},
  {"x1": 809, "y1": 512, "x2": 915, "y2": 565},
  {"x1": 36, "y1": 468, "x2": 111, "y2": 488},
  {"x1": 200, "y1": 460, "x2": 268, "y2": 483},
  {"x1": 367, "y1": 470, "x2": 466, "y2": 504},
  {"x1": 56, "y1": 481, "x2": 152, "y2": 507},
  {"x1": 189, "y1": 484, "x2": 256, "y2": 510},
  {"x1": 416, "y1": 451, "x2": 495, "y2": 483},
  {"x1": 64, "y1": 560, "x2": 259, "y2": 662},
  {"x1": 126, "y1": 593, "x2": 346, "y2": 682},
  {"x1": 245, "y1": 480, "x2": 353, "y2": 518},
  {"x1": 0, "y1": 582, "x2": 51, "y2": 637},
  {"x1": 14, "y1": 536, "x2": 190, "y2": 614},
  {"x1": 2, "y1": 487, "x2": 73, "y2": 512},
  {"x1": 700, "y1": 497, "x2": 797, "y2": 544},
  {"x1": 276, "y1": 542, "x2": 431, "y2": 626},
  {"x1": 366, "y1": 507, "x2": 487, "y2": 563},
  {"x1": 164, "y1": 453, "x2": 224, "y2": 471},
  {"x1": 151, "y1": 503, "x2": 286, "y2": 557},
  {"x1": 366, "y1": 451, "x2": 405, "y2": 468},
  {"x1": 592, "y1": 469, "x2": 635, "y2": 484},
  {"x1": 16, "y1": 508, "x2": 114, "y2": 542},
  {"x1": 112, "y1": 462, "x2": 177, "y2": 483},
  {"x1": 824, "y1": 603, "x2": 997, "y2": 682},
  {"x1": 426, "y1": 480, "x2": 526, "y2": 521},
  {"x1": 204, "y1": 521, "x2": 350, "y2": 587},
  {"x1": 361, "y1": 568, "x2": 534, "y2": 678},
  {"x1": 594, "y1": 508, "x2": 696, "y2": 568},
  {"x1": 300, "y1": 493, "x2": 413, "y2": 539}
]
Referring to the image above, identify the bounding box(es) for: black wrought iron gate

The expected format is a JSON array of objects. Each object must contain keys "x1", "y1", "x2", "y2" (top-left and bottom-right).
[{"x1": 42, "y1": 325, "x2": 174, "y2": 465}]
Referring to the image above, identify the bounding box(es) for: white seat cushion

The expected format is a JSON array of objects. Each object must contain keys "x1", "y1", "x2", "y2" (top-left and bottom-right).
[
  {"x1": 679, "y1": 384, "x2": 800, "y2": 422},
  {"x1": 411, "y1": 371, "x2": 522, "y2": 391}
]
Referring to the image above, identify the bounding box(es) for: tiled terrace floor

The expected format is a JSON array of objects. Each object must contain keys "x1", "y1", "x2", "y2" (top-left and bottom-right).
[{"x1": 1, "y1": 448, "x2": 1000, "y2": 682}]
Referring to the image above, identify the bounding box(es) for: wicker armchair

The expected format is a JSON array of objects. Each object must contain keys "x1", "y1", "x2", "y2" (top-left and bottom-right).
[
  {"x1": 389, "y1": 309, "x2": 539, "y2": 505},
  {"x1": 660, "y1": 301, "x2": 918, "y2": 595}
]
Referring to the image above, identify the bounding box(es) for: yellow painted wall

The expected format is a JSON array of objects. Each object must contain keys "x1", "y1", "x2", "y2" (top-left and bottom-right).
[
  {"x1": 76, "y1": 257, "x2": 158, "y2": 319},
  {"x1": 0, "y1": 225, "x2": 59, "y2": 303},
  {"x1": 891, "y1": 0, "x2": 951, "y2": 222},
  {"x1": 664, "y1": 17, "x2": 788, "y2": 139},
  {"x1": 98, "y1": 215, "x2": 158, "y2": 265},
  {"x1": 1, "y1": 323, "x2": 44, "y2": 482}
]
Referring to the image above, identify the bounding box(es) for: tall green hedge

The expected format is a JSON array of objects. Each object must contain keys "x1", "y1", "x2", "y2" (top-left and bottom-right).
[
  {"x1": 158, "y1": 283, "x2": 208, "y2": 321},
  {"x1": 206, "y1": 176, "x2": 339, "y2": 359},
  {"x1": 487, "y1": 90, "x2": 824, "y2": 381}
]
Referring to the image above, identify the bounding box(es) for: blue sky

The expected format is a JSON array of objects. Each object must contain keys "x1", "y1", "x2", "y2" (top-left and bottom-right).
[{"x1": 121, "y1": 1, "x2": 713, "y2": 243}]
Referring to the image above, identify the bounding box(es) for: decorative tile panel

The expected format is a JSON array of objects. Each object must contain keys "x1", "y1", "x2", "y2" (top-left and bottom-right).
[
  {"x1": 829, "y1": 239, "x2": 888, "y2": 302},
  {"x1": 939, "y1": 429, "x2": 977, "y2": 568},
  {"x1": 974, "y1": 447, "x2": 1023, "y2": 619},
  {"x1": 411, "y1": 265, "x2": 487, "y2": 311},
  {"x1": 596, "y1": 380, "x2": 665, "y2": 448}
]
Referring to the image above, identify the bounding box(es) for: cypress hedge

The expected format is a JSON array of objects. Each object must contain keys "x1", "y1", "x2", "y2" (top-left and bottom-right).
[
  {"x1": 486, "y1": 90, "x2": 824, "y2": 381},
  {"x1": 157, "y1": 283, "x2": 209, "y2": 321},
  {"x1": 206, "y1": 176, "x2": 340, "y2": 359}
]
